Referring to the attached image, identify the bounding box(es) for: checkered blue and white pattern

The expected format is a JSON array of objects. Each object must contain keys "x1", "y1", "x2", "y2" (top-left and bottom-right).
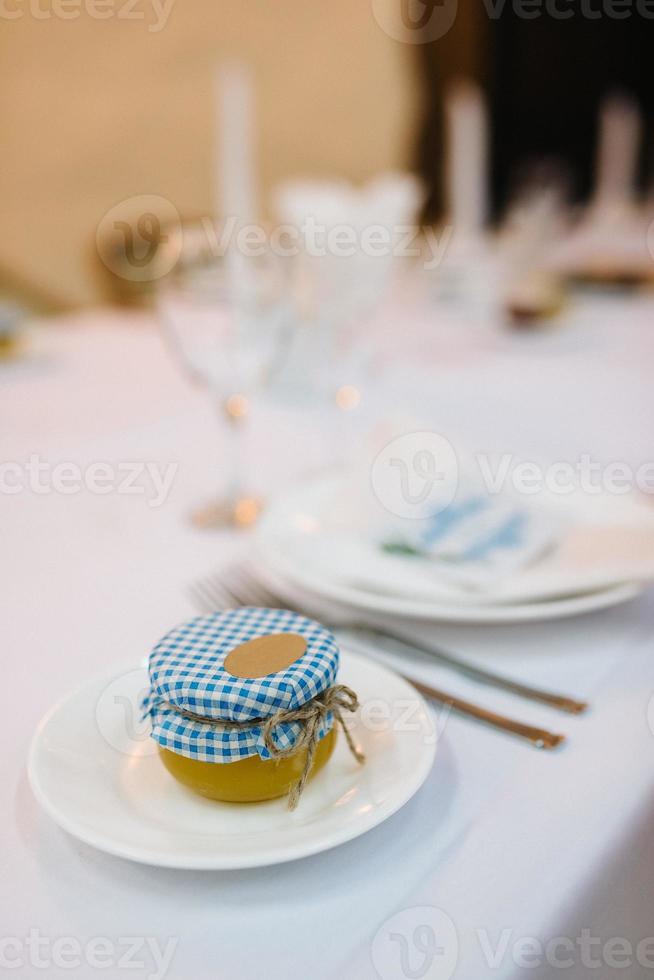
[{"x1": 141, "y1": 607, "x2": 339, "y2": 763}]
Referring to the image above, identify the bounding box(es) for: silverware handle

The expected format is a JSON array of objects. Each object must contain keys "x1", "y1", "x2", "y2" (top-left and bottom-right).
[
  {"x1": 355, "y1": 625, "x2": 588, "y2": 715},
  {"x1": 406, "y1": 676, "x2": 566, "y2": 750}
]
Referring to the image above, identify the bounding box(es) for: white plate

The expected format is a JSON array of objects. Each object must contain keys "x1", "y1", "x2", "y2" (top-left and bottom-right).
[
  {"x1": 256, "y1": 475, "x2": 644, "y2": 624},
  {"x1": 259, "y1": 551, "x2": 641, "y2": 624},
  {"x1": 28, "y1": 651, "x2": 437, "y2": 869}
]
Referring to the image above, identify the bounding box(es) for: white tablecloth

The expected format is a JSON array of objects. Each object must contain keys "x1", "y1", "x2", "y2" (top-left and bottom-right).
[{"x1": 2, "y1": 298, "x2": 654, "y2": 980}]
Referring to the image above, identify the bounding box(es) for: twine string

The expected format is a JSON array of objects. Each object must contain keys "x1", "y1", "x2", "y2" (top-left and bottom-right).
[{"x1": 160, "y1": 684, "x2": 365, "y2": 810}]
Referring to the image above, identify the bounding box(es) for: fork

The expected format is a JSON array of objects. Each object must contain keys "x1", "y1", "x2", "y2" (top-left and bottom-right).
[{"x1": 190, "y1": 566, "x2": 570, "y2": 750}]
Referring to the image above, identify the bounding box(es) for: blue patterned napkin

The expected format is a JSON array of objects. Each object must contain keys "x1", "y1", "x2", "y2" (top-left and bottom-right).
[{"x1": 382, "y1": 494, "x2": 558, "y2": 589}]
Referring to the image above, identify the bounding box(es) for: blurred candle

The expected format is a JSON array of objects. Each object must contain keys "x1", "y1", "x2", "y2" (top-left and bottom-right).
[
  {"x1": 445, "y1": 80, "x2": 488, "y2": 240},
  {"x1": 593, "y1": 93, "x2": 641, "y2": 209},
  {"x1": 214, "y1": 60, "x2": 257, "y2": 227},
  {"x1": 213, "y1": 61, "x2": 258, "y2": 310}
]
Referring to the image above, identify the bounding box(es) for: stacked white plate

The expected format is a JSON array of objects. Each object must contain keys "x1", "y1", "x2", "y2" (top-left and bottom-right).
[{"x1": 256, "y1": 472, "x2": 654, "y2": 624}]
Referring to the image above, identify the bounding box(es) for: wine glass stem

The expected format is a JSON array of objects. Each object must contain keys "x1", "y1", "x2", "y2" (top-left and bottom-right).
[{"x1": 221, "y1": 395, "x2": 248, "y2": 505}]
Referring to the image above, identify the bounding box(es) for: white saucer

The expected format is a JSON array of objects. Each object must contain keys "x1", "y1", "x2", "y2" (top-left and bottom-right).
[{"x1": 28, "y1": 651, "x2": 437, "y2": 869}]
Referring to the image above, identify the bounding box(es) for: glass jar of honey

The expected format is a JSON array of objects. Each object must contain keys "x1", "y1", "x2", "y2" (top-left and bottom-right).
[{"x1": 142, "y1": 607, "x2": 362, "y2": 808}]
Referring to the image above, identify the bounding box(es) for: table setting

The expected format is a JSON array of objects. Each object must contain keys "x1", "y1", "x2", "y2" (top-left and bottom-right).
[
  {"x1": 5, "y1": 261, "x2": 654, "y2": 977},
  {"x1": 4, "y1": 71, "x2": 654, "y2": 980}
]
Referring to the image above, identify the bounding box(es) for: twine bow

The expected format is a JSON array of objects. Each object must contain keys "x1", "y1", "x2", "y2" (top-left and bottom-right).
[{"x1": 161, "y1": 684, "x2": 365, "y2": 810}]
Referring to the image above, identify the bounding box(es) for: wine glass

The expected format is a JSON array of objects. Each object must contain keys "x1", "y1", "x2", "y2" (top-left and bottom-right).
[{"x1": 156, "y1": 219, "x2": 291, "y2": 529}]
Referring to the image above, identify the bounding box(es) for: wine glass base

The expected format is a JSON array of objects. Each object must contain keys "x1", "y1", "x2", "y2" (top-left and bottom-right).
[{"x1": 190, "y1": 496, "x2": 263, "y2": 531}]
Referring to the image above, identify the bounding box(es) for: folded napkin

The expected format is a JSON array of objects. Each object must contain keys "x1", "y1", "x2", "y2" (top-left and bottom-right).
[{"x1": 378, "y1": 494, "x2": 559, "y2": 592}]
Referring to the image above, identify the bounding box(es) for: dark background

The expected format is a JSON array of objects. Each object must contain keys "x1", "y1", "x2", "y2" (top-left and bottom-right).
[{"x1": 416, "y1": 3, "x2": 654, "y2": 220}]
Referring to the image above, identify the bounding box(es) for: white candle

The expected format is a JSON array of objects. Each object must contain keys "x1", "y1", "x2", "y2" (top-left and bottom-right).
[
  {"x1": 213, "y1": 61, "x2": 258, "y2": 311},
  {"x1": 214, "y1": 60, "x2": 257, "y2": 227},
  {"x1": 445, "y1": 80, "x2": 488, "y2": 240},
  {"x1": 593, "y1": 93, "x2": 641, "y2": 210}
]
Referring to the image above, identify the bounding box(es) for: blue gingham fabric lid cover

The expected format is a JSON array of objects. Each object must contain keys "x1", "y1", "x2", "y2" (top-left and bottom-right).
[{"x1": 141, "y1": 607, "x2": 339, "y2": 763}]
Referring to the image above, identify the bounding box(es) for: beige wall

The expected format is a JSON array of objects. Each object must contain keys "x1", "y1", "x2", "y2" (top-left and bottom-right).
[{"x1": 0, "y1": 0, "x2": 418, "y2": 308}]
